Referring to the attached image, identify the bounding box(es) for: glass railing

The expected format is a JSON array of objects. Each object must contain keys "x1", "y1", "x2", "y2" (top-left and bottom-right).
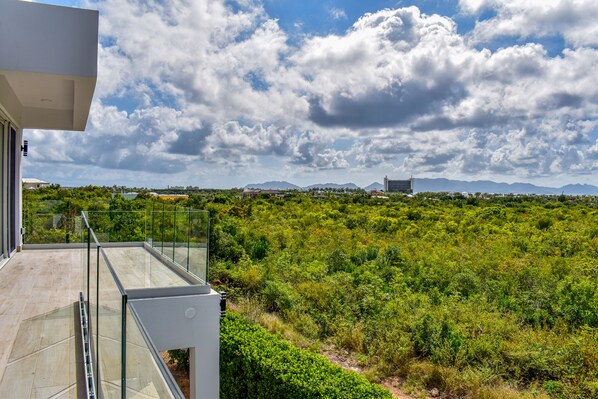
[
  {"x1": 22, "y1": 199, "x2": 107, "y2": 244},
  {"x1": 85, "y1": 210, "x2": 147, "y2": 244},
  {"x1": 126, "y1": 307, "x2": 178, "y2": 398},
  {"x1": 23, "y1": 202, "x2": 210, "y2": 284},
  {"x1": 97, "y1": 249, "x2": 125, "y2": 398},
  {"x1": 23, "y1": 213, "x2": 82, "y2": 244},
  {"x1": 147, "y1": 204, "x2": 210, "y2": 284},
  {"x1": 82, "y1": 212, "x2": 185, "y2": 399}
]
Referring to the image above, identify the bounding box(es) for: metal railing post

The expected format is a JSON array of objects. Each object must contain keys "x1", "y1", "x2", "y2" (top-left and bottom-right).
[
  {"x1": 161, "y1": 204, "x2": 165, "y2": 255},
  {"x1": 121, "y1": 295, "x2": 127, "y2": 398},
  {"x1": 186, "y1": 209, "x2": 191, "y2": 272},
  {"x1": 173, "y1": 207, "x2": 177, "y2": 262},
  {"x1": 87, "y1": 226, "x2": 90, "y2": 310},
  {"x1": 95, "y1": 246, "x2": 100, "y2": 385}
]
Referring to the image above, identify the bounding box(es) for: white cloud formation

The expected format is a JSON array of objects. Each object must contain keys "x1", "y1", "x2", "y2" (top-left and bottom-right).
[
  {"x1": 460, "y1": 0, "x2": 598, "y2": 47},
  {"x1": 22, "y1": 1, "x2": 598, "y2": 187},
  {"x1": 330, "y1": 8, "x2": 347, "y2": 20}
]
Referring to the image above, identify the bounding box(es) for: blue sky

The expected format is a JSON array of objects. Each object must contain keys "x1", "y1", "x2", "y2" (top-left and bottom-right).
[{"x1": 23, "y1": 0, "x2": 598, "y2": 188}]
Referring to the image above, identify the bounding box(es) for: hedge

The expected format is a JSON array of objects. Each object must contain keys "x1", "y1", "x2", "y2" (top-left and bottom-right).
[{"x1": 220, "y1": 312, "x2": 392, "y2": 398}]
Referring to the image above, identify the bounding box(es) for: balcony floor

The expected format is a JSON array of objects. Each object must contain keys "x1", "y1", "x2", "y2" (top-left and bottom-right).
[
  {"x1": 0, "y1": 249, "x2": 82, "y2": 398},
  {"x1": 0, "y1": 245, "x2": 196, "y2": 398},
  {"x1": 103, "y1": 246, "x2": 191, "y2": 289}
]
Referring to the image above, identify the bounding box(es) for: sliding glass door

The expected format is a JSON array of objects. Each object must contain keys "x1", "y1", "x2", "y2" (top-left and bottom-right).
[
  {"x1": 0, "y1": 119, "x2": 4, "y2": 260},
  {"x1": 7, "y1": 125, "x2": 16, "y2": 254},
  {"x1": 0, "y1": 113, "x2": 19, "y2": 260}
]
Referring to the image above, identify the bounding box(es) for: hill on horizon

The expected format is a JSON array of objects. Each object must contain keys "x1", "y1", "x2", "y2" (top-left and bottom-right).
[
  {"x1": 306, "y1": 183, "x2": 360, "y2": 190},
  {"x1": 245, "y1": 181, "x2": 302, "y2": 190},
  {"x1": 245, "y1": 178, "x2": 598, "y2": 195}
]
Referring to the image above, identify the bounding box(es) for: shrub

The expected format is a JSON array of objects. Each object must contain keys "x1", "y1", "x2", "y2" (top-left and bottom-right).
[
  {"x1": 220, "y1": 313, "x2": 392, "y2": 399},
  {"x1": 536, "y1": 217, "x2": 553, "y2": 230},
  {"x1": 167, "y1": 349, "x2": 189, "y2": 371}
]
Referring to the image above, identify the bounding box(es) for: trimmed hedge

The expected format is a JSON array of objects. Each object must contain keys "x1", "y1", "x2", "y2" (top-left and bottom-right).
[{"x1": 221, "y1": 312, "x2": 392, "y2": 398}]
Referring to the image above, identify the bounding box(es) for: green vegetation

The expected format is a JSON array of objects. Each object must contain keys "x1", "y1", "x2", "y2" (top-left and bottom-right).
[
  {"x1": 24, "y1": 186, "x2": 598, "y2": 397},
  {"x1": 203, "y1": 191, "x2": 598, "y2": 398},
  {"x1": 221, "y1": 312, "x2": 391, "y2": 398},
  {"x1": 23, "y1": 185, "x2": 150, "y2": 243}
]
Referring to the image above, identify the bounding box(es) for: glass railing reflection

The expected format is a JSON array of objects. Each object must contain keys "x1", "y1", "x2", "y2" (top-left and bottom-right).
[
  {"x1": 126, "y1": 307, "x2": 178, "y2": 398},
  {"x1": 147, "y1": 204, "x2": 209, "y2": 284},
  {"x1": 97, "y1": 249, "x2": 124, "y2": 398},
  {"x1": 23, "y1": 213, "x2": 82, "y2": 244},
  {"x1": 81, "y1": 212, "x2": 184, "y2": 399}
]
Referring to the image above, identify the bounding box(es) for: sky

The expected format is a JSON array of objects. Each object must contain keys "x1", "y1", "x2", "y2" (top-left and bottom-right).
[{"x1": 22, "y1": 0, "x2": 598, "y2": 188}]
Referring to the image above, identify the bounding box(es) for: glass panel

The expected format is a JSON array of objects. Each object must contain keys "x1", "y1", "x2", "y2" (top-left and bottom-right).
[
  {"x1": 89, "y1": 244, "x2": 99, "y2": 384},
  {"x1": 150, "y1": 206, "x2": 164, "y2": 253},
  {"x1": 109, "y1": 211, "x2": 146, "y2": 242},
  {"x1": 23, "y1": 213, "x2": 83, "y2": 244},
  {"x1": 0, "y1": 120, "x2": 4, "y2": 258},
  {"x1": 162, "y1": 211, "x2": 175, "y2": 261},
  {"x1": 86, "y1": 211, "x2": 146, "y2": 243},
  {"x1": 173, "y1": 207, "x2": 189, "y2": 269},
  {"x1": 97, "y1": 250, "x2": 123, "y2": 398},
  {"x1": 126, "y1": 307, "x2": 177, "y2": 398},
  {"x1": 8, "y1": 126, "x2": 16, "y2": 253},
  {"x1": 188, "y1": 210, "x2": 209, "y2": 283}
]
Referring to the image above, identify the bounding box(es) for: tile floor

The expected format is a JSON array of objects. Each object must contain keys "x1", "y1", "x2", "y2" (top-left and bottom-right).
[
  {"x1": 0, "y1": 249, "x2": 82, "y2": 398},
  {"x1": 0, "y1": 246, "x2": 192, "y2": 398}
]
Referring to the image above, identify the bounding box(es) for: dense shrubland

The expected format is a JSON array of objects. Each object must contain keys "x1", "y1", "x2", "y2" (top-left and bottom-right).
[
  {"x1": 202, "y1": 192, "x2": 598, "y2": 398},
  {"x1": 25, "y1": 186, "x2": 598, "y2": 397}
]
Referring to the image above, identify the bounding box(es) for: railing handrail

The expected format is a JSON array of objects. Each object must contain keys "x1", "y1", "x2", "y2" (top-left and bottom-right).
[
  {"x1": 99, "y1": 247, "x2": 127, "y2": 296},
  {"x1": 82, "y1": 212, "x2": 102, "y2": 248},
  {"x1": 83, "y1": 211, "x2": 127, "y2": 296}
]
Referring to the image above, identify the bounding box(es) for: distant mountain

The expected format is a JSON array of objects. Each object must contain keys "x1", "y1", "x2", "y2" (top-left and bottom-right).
[
  {"x1": 245, "y1": 181, "x2": 301, "y2": 190},
  {"x1": 560, "y1": 184, "x2": 598, "y2": 195},
  {"x1": 413, "y1": 178, "x2": 598, "y2": 195},
  {"x1": 244, "y1": 179, "x2": 598, "y2": 195},
  {"x1": 306, "y1": 183, "x2": 360, "y2": 190},
  {"x1": 364, "y1": 182, "x2": 384, "y2": 191}
]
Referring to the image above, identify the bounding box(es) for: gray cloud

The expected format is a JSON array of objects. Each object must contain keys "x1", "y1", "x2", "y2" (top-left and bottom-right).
[
  {"x1": 309, "y1": 79, "x2": 467, "y2": 128},
  {"x1": 168, "y1": 126, "x2": 212, "y2": 156}
]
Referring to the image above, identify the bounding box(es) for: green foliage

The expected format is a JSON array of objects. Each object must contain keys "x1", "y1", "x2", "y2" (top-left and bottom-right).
[
  {"x1": 536, "y1": 217, "x2": 554, "y2": 230},
  {"x1": 220, "y1": 313, "x2": 392, "y2": 399},
  {"x1": 25, "y1": 186, "x2": 598, "y2": 397},
  {"x1": 250, "y1": 235, "x2": 270, "y2": 260},
  {"x1": 167, "y1": 349, "x2": 189, "y2": 372},
  {"x1": 202, "y1": 191, "x2": 598, "y2": 397}
]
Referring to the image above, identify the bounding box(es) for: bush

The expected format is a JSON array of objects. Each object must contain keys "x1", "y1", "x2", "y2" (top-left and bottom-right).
[
  {"x1": 167, "y1": 349, "x2": 189, "y2": 371},
  {"x1": 536, "y1": 217, "x2": 553, "y2": 230},
  {"x1": 220, "y1": 313, "x2": 392, "y2": 399}
]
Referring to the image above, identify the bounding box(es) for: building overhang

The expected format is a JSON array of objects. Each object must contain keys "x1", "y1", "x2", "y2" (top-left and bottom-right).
[{"x1": 0, "y1": 0, "x2": 98, "y2": 131}]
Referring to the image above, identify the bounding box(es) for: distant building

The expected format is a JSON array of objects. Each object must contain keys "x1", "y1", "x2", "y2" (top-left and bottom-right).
[
  {"x1": 22, "y1": 178, "x2": 49, "y2": 189},
  {"x1": 384, "y1": 176, "x2": 414, "y2": 193}
]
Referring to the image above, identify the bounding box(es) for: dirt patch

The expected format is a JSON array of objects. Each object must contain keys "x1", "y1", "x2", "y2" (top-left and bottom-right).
[
  {"x1": 320, "y1": 345, "x2": 416, "y2": 399},
  {"x1": 161, "y1": 351, "x2": 190, "y2": 399}
]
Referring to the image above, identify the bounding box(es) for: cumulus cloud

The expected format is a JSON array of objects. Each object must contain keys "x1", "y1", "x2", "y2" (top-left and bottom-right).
[
  {"x1": 294, "y1": 7, "x2": 468, "y2": 129},
  {"x1": 460, "y1": 0, "x2": 598, "y2": 48},
  {"x1": 22, "y1": 1, "x2": 598, "y2": 186}
]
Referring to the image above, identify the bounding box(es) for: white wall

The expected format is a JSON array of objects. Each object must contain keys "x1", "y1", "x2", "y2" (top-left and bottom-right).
[
  {"x1": 0, "y1": 0, "x2": 98, "y2": 77},
  {"x1": 0, "y1": 0, "x2": 98, "y2": 130},
  {"x1": 130, "y1": 291, "x2": 221, "y2": 399}
]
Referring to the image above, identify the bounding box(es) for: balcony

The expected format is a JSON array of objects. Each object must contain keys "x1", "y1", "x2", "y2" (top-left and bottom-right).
[{"x1": 0, "y1": 204, "x2": 220, "y2": 398}]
